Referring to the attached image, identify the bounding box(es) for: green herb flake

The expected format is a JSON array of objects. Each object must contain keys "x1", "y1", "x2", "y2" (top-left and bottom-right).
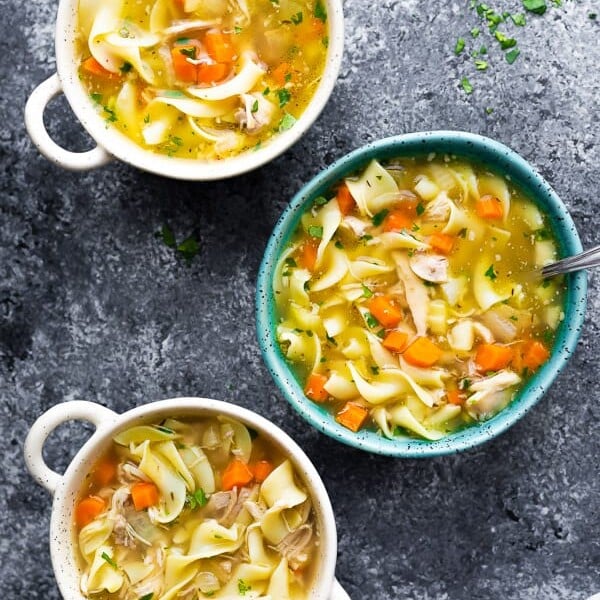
[
  {"x1": 361, "y1": 284, "x2": 374, "y2": 298},
  {"x1": 542, "y1": 279, "x2": 551, "y2": 288},
  {"x1": 186, "y1": 488, "x2": 208, "y2": 510},
  {"x1": 365, "y1": 312, "x2": 379, "y2": 329},
  {"x1": 334, "y1": 240, "x2": 344, "y2": 249},
  {"x1": 458, "y1": 227, "x2": 468, "y2": 238},
  {"x1": 143, "y1": 114, "x2": 151, "y2": 123},
  {"x1": 471, "y1": 27, "x2": 480, "y2": 37},
  {"x1": 157, "y1": 224, "x2": 177, "y2": 249},
  {"x1": 140, "y1": 594, "x2": 154, "y2": 600},
  {"x1": 460, "y1": 378, "x2": 472, "y2": 391},
  {"x1": 485, "y1": 107, "x2": 494, "y2": 115},
  {"x1": 278, "y1": 113, "x2": 297, "y2": 132},
  {"x1": 505, "y1": 48, "x2": 520, "y2": 64},
  {"x1": 313, "y1": 195, "x2": 329, "y2": 206},
  {"x1": 101, "y1": 552, "x2": 118, "y2": 569},
  {"x1": 103, "y1": 105, "x2": 117, "y2": 123},
  {"x1": 511, "y1": 13, "x2": 526, "y2": 25},
  {"x1": 262, "y1": 87, "x2": 270, "y2": 96},
  {"x1": 416, "y1": 202, "x2": 425, "y2": 216},
  {"x1": 534, "y1": 228, "x2": 550, "y2": 241},
  {"x1": 372, "y1": 208, "x2": 389, "y2": 227},
  {"x1": 484, "y1": 264, "x2": 497, "y2": 280},
  {"x1": 322, "y1": 36, "x2": 329, "y2": 48},
  {"x1": 251, "y1": 99, "x2": 259, "y2": 113},
  {"x1": 461, "y1": 77, "x2": 474, "y2": 94},
  {"x1": 291, "y1": 11, "x2": 303, "y2": 24},
  {"x1": 495, "y1": 31, "x2": 517, "y2": 49},
  {"x1": 314, "y1": 0, "x2": 327, "y2": 22},
  {"x1": 238, "y1": 580, "x2": 252, "y2": 595},
  {"x1": 523, "y1": 0, "x2": 547, "y2": 15},
  {"x1": 326, "y1": 334, "x2": 337, "y2": 346},
  {"x1": 179, "y1": 46, "x2": 197, "y2": 59},
  {"x1": 277, "y1": 88, "x2": 291, "y2": 108},
  {"x1": 543, "y1": 329, "x2": 553, "y2": 344},
  {"x1": 370, "y1": 366, "x2": 379, "y2": 375},
  {"x1": 155, "y1": 425, "x2": 175, "y2": 434},
  {"x1": 119, "y1": 61, "x2": 132, "y2": 73},
  {"x1": 234, "y1": 26, "x2": 242, "y2": 33},
  {"x1": 308, "y1": 225, "x2": 323, "y2": 238},
  {"x1": 475, "y1": 59, "x2": 488, "y2": 70},
  {"x1": 455, "y1": 37, "x2": 466, "y2": 55},
  {"x1": 177, "y1": 236, "x2": 200, "y2": 263},
  {"x1": 90, "y1": 92, "x2": 102, "y2": 103},
  {"x1": 285, "y1": 257, "x2": 297, "y2": 268}
]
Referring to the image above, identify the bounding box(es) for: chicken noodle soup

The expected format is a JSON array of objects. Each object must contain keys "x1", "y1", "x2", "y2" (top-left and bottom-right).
[
  {"x1": 274, "y1": 156, "x2": 564, "y2": 440},
  {"x1": 75, "y1": 417, "x2": 318, "y2": 598},
  {"x1": 77, "y1": 0, "x2": 329, "y2": 159}
]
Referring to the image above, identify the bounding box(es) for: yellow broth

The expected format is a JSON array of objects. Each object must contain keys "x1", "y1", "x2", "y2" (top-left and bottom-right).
[
  {"x1": 274, "y1": 156, "x2": 565, "y2": 440},
  {"x1": 77, "y1": 0, "x2": 329, "y2": 159},
  {"x1": 75, "y1": 417, "x2": 318, "y2": 599}
]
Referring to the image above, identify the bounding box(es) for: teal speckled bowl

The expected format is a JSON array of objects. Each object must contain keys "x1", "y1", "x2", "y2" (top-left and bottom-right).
[{"x1": 255, "y1": 131, "x2": 587, "y2": 457}]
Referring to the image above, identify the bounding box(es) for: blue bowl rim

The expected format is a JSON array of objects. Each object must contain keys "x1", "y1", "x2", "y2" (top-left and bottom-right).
[{"x1": 256, "y1": 131, "x2": 588, "y2": 457}]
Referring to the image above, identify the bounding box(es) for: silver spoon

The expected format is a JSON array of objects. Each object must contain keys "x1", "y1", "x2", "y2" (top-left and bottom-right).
[{"x1": 541, "y1": 244, "x2": 600, "y2": 278}]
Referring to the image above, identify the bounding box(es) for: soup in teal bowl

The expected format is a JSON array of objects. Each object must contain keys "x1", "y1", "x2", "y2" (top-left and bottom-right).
[{"x1": 255, "y1": 131, "x2": 587, "y2": 457}]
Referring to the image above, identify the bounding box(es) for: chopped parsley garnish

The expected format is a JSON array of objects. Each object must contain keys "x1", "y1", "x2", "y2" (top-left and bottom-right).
[
  {"x1": 313, "y1": 195, "x2": 329, "y2": 206},
  {"x1": 361, "y1": 284, "x2": 373, "y2": 298},
  {"x1": 365, "y1": 312, "x2": 379, "y2": 329},
  {"x1": 308, "y1": 225, "x2": 323, "y2": 238},
  {"x1": 90, "y1": 92, "x2": 102, "y2": 103},
  {"x1": 177, "y1": 236, "x2": 200, "y2": 263},
  {"x1": 119, "y1": 61, "x2": 132, "y2": 73},
  {"x1": 460, "y1": 378, "x2": 472, "y2": 391},
  {"x1": 263, "y1": 87, "x2": 270, "y2": 96},
  {"x1": 143, "y1": 114, "x2": 150, "y2": 123},
  {"x1": 291, "y1": 11, "x2": 303, "y2": 24},
  {"x1": 314, "y1": 0, "x2": 327, "y2": 22},
  {"x1": 455, "y1": 37, "x2": 466, "y2": 55},
  {"x1": 484, "y1": 264, "x2": 497, "y2": 280},
  {"x1": 140, "y1": 594, "x2": 154, "y2": 600},
  {"x1": 326, "y1": 334, "x2": 337, "y2": 346},
  {"x1": 495, "y1": 31, "x2": 517, "y2": 49},
  {"x1": 541, "y1": 279, "x2": 551, "y2": 288},
  {"x1": 458, "y1": 227, "x2": 468, "y2": 238},
  {"x1": 534, "y1": 228, "x2": 550, "y2": 240},
  {"x1": 511, "y1": 13, "x2": 526, "y2": 25},
  {"x1": 523, "y1": 0, "x2": 547, "y2": 15},
  {"x1": 505, "y1": 47, "x2": 520, "y2": 63},
  {"x1": 162, "y1": 90, "x2": 185, "y2": 99},
  {"x1": 278, "y1": 113, "x2": 296, "y2": 132},
  {"x1": 179, "y1": 46, "x2": 197, "y2": 59},
  {"x1": 471, "y1": 27, "x2": 480, "y2": 37},
  {"x1": 101, "y1": 552, "x2": 118, "y2": 569},
  {"x1": 485, "y1": 107, "x2": 494, "y2": 114},
  {"x1": 186, "y1": 488, "x2": 208, "y2": 510},
  {"x1": 461, "y1": 76, "x2": 474, "y2": 94},
  {"x1": 251, "y1": 99, "x2": 259, "y2": 113},
  {"x1": 322, "y1": 36, "x2": 329, "y2": 48},
  {"x1": 334, "y1": 240, "x2": 344, "y2": 249},
  {"x1": 285, "y1": 257, "x2": 297, "y2": 267},
  {"x1": 475, "y1": 59, "x2": 488, "y2": 70},
  {"x1": 416, "y1": 202, "x2": 425, "y2": 216},
  {"x1": 277, "y1": 88, "x2": 291, "y2": 108},
  {"x1": 157, "y1": 225, "x2": 176, "y2": 248},
  {"x1": 155, "y1": 425, "x2": 175, "y2": 434},
  {"x1": 238, "y1": 580, "x2": 252, "y2": 595},
  {"x1": 103, "y1": 105, "x2": 117, "y2": 123},
  {"x1": 234, "y1": 26, "x2": 242, "y2": 33},
  {"x1": 370, "y1": 366, "x2": 379, "y2": 375},
  {"x1": 372, "y1": 208, "x2": 389, "y2": 227},
  {"x1": 542, "y1": 329, "x2": 553, "y2": 344}
]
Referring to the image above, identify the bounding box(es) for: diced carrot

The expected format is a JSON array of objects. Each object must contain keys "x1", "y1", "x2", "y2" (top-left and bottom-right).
[
  {"x1": 476, "y1": 195, "x2": 503, "y2": 220},
  {"x1": 368, "y1": 295, "x2": 403, "y2": 328},
  {"x1": 475, "y1": 343, "x2": 514, "y2": 372},
  {"x1": 82, "y1": 57, "x2": 114, "y2": 78},
  {"x1": 510, "y1": 342, "x2": 524, "y2": 373},
  {"x1": 204, "y1": 30, "x2": 235, "y2": 63},
  {"x1": 131, "y1": 482, "x2": 160, "y2": 511},
  {"x1": 221, "y1": 459, "x2": 254, "y2": 491},
  {"x1": 298, "y1": 239, "x2": 319, "y2": 271},
  {"x1": 310, "y1": 17, "x2": 325, "y2": 36},
  {"x1": 429, "y1": 232, "x2": 455, "y2": 255},
  {"x1": 336, "y1": 402, "x2": 369, "y2": 432},
  {"x1": 446, "y1": 389, "x2": 464, "y2": 406},
  {"x1": 382, "y1": 331, "x2": 409, "y2": 353},
  {"x1": 252, "y1": 460, "x2": 274, "y2": 483},
  {"x1": 93, "y1": 459, "x2": 117, "y2": 487},
  {"x1": 403, "y1": 337, "x2": 443, "y2": 367},
  {"x1": 197, "y1": 62, "x2": 230, "y2": 84},
  {"x1": 75, "y1": 496, "x2": 105, "y2": 528},
  {"x1": 171, "y1": 41, "x2": 203, "y2": 83},
  {"x1": 522, "y1": 340, "x2": 550, "y2": 371},
  {"x1": 305, "y1": 372, "x2": 329, "y2": 402},
  {"x1": 336, "y1": 184, "x2": 355, "y2": 215},
  {"x1": 271, "y1": 62, "x2": 293, "y2": 86},
  {"x1": 383, "y1": 209, "x2": 412, "y2": 232}
]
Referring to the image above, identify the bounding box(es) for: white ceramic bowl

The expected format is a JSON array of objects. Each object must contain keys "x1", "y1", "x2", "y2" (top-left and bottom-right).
[
  {"x1": 24, "y1": 2, "x2": 344, "y2": 179},
  {"x1": 24, "y1": 397, "x2": 350, "y2": 599}
]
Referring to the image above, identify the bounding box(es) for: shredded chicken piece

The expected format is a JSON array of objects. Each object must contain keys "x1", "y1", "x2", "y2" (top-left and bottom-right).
[
  {"x1": 221, "y1": 485, "x2": 258, "y2": 527},
  {"x1": 341, "y1": 215, "x2": 370, "y2": 237},
  {"x1": 409, "y1": 253, "x2": 449, "y2": 283},
  {"x1": 119, "y1": 462, "x2": 151, "y2": 484},
  {"x1": 394, "y1": 252, "x2": 429, "y2": 336},
  {"x1": 466, "y1": 370, "x2": 521, "y2": 420},
  {"x1": 423, "y1": 191, "x2": 452, "y2": 222},
  {"x1": 235, "y1": 93, "x2": 275, "y2": 133},
  {"x1": 275, "y1": 524, "x2": 313, "y2": 570}
]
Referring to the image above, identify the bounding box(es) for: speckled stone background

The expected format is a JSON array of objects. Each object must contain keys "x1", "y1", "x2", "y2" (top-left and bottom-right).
[{"x1": 1, "y1": 0, "x2": 600, "y2": 598}]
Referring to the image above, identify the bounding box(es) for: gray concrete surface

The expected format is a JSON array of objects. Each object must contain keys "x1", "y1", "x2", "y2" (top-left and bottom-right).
[{"x1": 1, "y1": 0, "x2": 599, "y2": 598}]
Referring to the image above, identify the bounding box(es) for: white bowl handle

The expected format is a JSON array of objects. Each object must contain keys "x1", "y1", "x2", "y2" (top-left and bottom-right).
[
  {"x1": 24, "y1": 74, "x2": 112, "y2": 171},
  {"x1": 24, "y1": 401, "x2": 118, "y2": 495},
  {"x1": 330, "y1": 578, "x2": 351, "y2": 599}
]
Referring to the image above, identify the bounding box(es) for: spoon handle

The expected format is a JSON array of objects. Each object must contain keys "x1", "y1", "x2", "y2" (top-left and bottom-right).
[{"x1": 541, "y1": 244, "x2": 600, "y2": 277}]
